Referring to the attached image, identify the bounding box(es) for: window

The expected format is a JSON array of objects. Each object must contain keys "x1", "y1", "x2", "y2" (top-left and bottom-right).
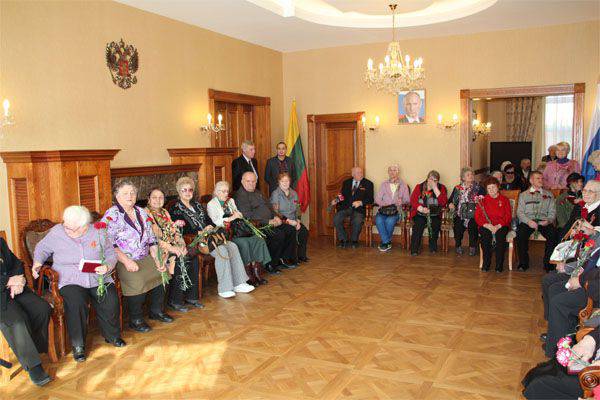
[{"x1": 544, "y1": 95, "x2": 574, "y2": 147}]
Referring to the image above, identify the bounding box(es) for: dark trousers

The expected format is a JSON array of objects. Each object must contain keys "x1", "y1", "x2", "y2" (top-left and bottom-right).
[
  {"x1": 333, "y1": 208, "x2": 365, "y2": 242},
  {"x1": 545, "y1": 287, "x2": 587, "y2": 357},
  {"x1": 541, "y1": 272, "x2": 569, "y2": 320},
  {"x1": 169, "y1": 256, "x2": 199, "y2": 305},
  {"x1": 59, "y1": 284, "x2": 121, "y2": 347},
  {"x1": 410, "y1": 214, "x2": 441, "y2": 253},
  {"x1": 523, "y1": 369, "x2": 582, "y2": 399},
  {"x1": 516, "y1": 223, "x2": 558, "y2": 269},
  {"x1": 295, "y1": 223, "x2": 309, "y2": 260},
  {"x1": 125, "y1": 285, "x2": 165, "y2": 321},
  {"x1": 453, "y1": 217, "x2": 478, "y2": 248},
  {"x1": 479, "y1": 226, "x2": 508, "y2": 271},
  {"x1": 0, "y1": 288, "x2": 51, "y2": 370},
  {"x1": 265, "y1": 224, "x2": 296, "y2": 262}
]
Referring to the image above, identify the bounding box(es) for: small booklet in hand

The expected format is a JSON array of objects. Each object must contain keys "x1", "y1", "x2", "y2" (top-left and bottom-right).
[{"x1": 79, "y1": 259, "x2": 102, "y2": 273}]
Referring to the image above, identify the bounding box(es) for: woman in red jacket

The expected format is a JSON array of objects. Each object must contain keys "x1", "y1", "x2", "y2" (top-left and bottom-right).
[
  {"x1": 409, "y1": 170, "x2": 448, "y2": 255},
  {"x1": 475, "y1": 177, "x2": 512, "y2": 272}
]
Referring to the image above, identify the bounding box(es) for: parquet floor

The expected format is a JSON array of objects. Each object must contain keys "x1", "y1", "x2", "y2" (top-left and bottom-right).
[{"x1": 1, "y1": 239, "x2": 549, "y2": 399}]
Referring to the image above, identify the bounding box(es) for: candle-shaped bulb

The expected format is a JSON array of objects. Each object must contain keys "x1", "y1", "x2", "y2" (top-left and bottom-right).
[
  {"x1": 452, "y1": 114, "x2": 458, "y2": 122},
  {"x1": 384, "y1": 55, "x2": 390, "y2": 65},
  {"x1": 472, "y1": 119, "x2": 479, "y2": 126},
  {"x1": 437, "y1": 114, "x2": 443, "y2": 123},
  {"x1": 207, "y1": 113, "x2": 212, "y2": 125},
  {"x1": 367, "y1": 58, "x2": 373, "y2": 70},
  {"x1": 361, "y1": 115, "x2": 366, "y2": 126},
  {"x1": 374, "y1": 116, "x2": 380, "y2": 126},
  {"x1": 2, "y1": 99, "x2": 9, "y2": 117},
  {"x1": 218, "y1": 113, "x2": 223, "y2": 124},
  {"x1": 405, "y1": 54, "x2": 410, "y2": 66},
  {"x1": 486, "y1": 122, "x2": 492, "y2": 128},
  {"x1": 378, "y1": 63, "x2": 384, "y2": 74}
]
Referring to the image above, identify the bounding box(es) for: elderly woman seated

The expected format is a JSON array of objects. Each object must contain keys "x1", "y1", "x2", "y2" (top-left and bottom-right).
[
  {"x1": 103, "y1": 180, "x2": 172, "y2": 334},
  {"x1": 1, "y1": 237, "x2": 52, "y2": 386},
  {"x1": 449, "y1": 166, "x2": 485, "y2": 256},
  {"x1": 170, "y1": 177, "x2": 254, "y2": 299},
  {"x1": 555, "y1": 172, "x2": 584, "y2": 231},
  {"x1": 270, "y1": 173, "x2": 309, "y2": 262},
  {"x1": 33, "y1": 205, "x2": 124, "y2": 363},
  {"x1": 543, "y1": 141, "x2": 581, "y2": 190},
  {"x1": 207, "y1": 180, "x2": 272, "y2": 271},
  {"x1": 374, "y1": 165, "x2": 410, "y2": 252},
  {"x1": 145, "y1": 187, "x2": 191, "y2": 312},
  {"x1": 409, "y1": 170, "x2": 448, "y2": 255}
]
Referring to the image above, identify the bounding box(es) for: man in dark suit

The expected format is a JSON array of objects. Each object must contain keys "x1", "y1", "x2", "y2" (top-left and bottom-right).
[
  {"x1": 332, "y1": 167, "x2": 374, "y2": 248},
  {"x1": 265, "y1": 142, "x2": 296, "y2": 194},
  {"x1": 232, "y1": 140, "x2": 259, "y2": 193}
]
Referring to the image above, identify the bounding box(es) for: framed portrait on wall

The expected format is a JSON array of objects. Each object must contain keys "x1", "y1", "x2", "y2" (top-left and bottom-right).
[{"x1": 398, "y1": 89, "x2": 426, "y2": 124}]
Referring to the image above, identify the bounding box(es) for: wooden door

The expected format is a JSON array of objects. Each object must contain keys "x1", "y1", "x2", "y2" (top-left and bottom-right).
[{"x1": 308, "y1": 113, "x2": 365, "y2": 237}]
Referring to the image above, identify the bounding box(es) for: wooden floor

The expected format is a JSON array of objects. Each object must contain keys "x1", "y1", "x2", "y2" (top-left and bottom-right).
[{"x1": 1, "y1": 239, "x2": 548, "y2": 400}]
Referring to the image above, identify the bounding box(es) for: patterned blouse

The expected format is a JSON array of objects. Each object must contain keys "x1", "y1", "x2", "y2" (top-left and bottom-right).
[
  {"x1": 169, "y1": 199, "x2": 213, "y2": 235},
  {"x1": 102, "y1": 204, "x2": 157, "y2": 261}
]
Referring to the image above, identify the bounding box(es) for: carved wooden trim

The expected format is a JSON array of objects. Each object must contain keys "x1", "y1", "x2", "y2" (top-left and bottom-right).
[
  {"x1": 0, "y1": 149, "x2": 120, "y2": 163},
  {"x1": 110, "y1": 163, "x2": 202, "y2": 178},
  {"x1": 208, "y1": 89, "x2": 270, "y2": 106},
  {"x1": 466, "y1": 83, "x2": 584, "y2": 99},
  {"x1": 167, "y1": 147, "x2": 237, "y2": 157},
  {"x1": 311, "y1": 113, "x2": 364, "y2": 124}
]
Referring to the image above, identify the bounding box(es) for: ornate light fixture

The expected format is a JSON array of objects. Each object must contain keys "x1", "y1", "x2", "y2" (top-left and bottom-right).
[
  {"x1": 361, "y1": 115, "x2": 380, "y2": 133},
  {"x1": 472, "y1": 119, "x2": 491, "y2": 141},
  {"x1": 199, "y1": 113, "x2": 225, "y2": 137},
  {"x1": 0, "y1": 99, "x2": 15, "y2": 139},
  {"x1": 437, "y1": 113, "x2": 459, "y2": 131},
  {"x1": 364, "y1": 4, "x2": 424, "y2": 95}
]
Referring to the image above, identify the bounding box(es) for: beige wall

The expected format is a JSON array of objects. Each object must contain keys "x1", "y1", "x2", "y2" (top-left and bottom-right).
[
  {"x1": 283, "y1": 21, "x2": 599, "y2": 218},
  {"x1": 0, "y1": 0, "x2": 283, "y2": 245}
]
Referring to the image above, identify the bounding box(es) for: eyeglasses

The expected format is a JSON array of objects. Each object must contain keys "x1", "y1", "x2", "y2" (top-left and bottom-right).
[
  {"x1": 582, "y1": 189, "x2": 597, "y2": 194},
  {"x1": 180, "y1": 188, "x2": 194, "y2": 193},
  {"x1": 506, "y1": 171, "x2": 515, "y2": 175}
]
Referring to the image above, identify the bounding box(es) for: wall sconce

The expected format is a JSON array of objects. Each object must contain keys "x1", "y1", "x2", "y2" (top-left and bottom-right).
[
  {"x1": 199, "y1": 112, "x2": 225, "y2": 136},
  {"x1": 472, "y1": 119, "x2": 491, "y2": 141},
  {"x1": 437, "y1": 113, "x2": 459, "y2": 130},
  {"x1": 0, "y1": 99, "x2": 15, "y2": 139},
  {"x1": 361, "y1": 115, "x2": 380, "y2": 132}
]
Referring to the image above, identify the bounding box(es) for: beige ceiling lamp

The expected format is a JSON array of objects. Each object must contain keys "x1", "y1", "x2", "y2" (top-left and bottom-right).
[{"x1": 364, "y1": 4, "x2": 424, "y2": 94}]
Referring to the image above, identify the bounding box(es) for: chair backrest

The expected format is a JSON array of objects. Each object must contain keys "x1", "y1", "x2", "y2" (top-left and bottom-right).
[
  {"x1": 0, "y1": 230, "x2": 6, "y2": 242},
  {"x1": 21, "y1": 219, "x2": 57, "y2": 266},
  {"x1": 500, "y1": 190, "x2": 521, "y2": 218}
]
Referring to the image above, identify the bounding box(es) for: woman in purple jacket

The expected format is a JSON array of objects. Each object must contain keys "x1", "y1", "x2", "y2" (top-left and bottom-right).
[{"x1": 374, "y1": 165, "x2": 410, "y2": 252}]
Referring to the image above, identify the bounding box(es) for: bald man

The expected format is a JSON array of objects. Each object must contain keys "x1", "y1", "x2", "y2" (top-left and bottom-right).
[{"x1": 398, "y1": 91, "x2": 423, "y2": 123}]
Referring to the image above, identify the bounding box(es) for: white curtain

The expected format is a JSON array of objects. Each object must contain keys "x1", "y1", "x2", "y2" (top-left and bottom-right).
[{"x1": 544, "y1": 95, "x2": 574, "y2": 148}]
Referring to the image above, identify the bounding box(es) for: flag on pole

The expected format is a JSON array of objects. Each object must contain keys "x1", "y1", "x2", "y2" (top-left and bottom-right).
[
  {"x1": 582, "y1": 81, "x2": 600, "y2": 181},
  {"x1": 285, "y1": 100, "x2": 310, "y2": 212}
]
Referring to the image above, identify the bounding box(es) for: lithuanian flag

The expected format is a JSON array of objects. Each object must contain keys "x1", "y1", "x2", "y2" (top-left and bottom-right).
[{"x1": 285, "y1": 100, "x2": 310, "y2": 212}]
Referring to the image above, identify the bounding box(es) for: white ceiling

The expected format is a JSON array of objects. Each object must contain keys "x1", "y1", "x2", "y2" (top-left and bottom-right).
[{"x1": 116, "y1": 0, "x2": 600, "y2": 52}]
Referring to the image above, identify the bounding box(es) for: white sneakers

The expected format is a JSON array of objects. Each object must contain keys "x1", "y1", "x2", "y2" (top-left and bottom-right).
[
  {"x1": 234, "y1": 283, "x2": 255, "y2": 293},
  {"x1": 219, "y1": 283, "x2": 255, "y2": 298}
]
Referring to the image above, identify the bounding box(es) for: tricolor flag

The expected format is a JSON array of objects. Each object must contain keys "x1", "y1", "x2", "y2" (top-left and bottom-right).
[
  {"x1": 582, "y1": 81, "x2": 600, "y2": 181},
  {"x1": 285, "y1": 100, "x2": 310, "y2": 212}
]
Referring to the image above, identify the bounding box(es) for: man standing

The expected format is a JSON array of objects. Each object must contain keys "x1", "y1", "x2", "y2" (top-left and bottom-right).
[
  {"x1": 517, "y1": 158, "x2": 532, "y2": 183},
  {"x1": 398, "y1": 91, "x2": 423, "y2": 123},
  {"x1": 516, "y1": 171, "x2": 558, "y2": 271},
  {"x1": 332, "y1": 167, "x2": 374, "y2": 248},
  {"x1": 265, "y1": 141, "x2": 296, "y2": 194},
  {"x1": 234, "y1": 172, "x2": 297, "y2": 272},
  {"x1": 232, "y1": 140, "x2": 259, "y2": 193}
]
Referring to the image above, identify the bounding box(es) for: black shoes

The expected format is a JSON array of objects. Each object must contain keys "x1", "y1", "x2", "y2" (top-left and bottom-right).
[
  {"x1": 337, "y1": 240, "x2": 347, "y2": 248},
  {"x1": 28, "y1": 364, "x2": 51, "y2": 386},
  {"x1": 185, "y1": 299, "x2": 205, "y2": 309},
  {"x1": 72, "y1": 346, "x2": 86, "y2": 362},
  {"x1": 265, "y1": 263, "x2": 282, "y2": 274},
  {"x1": 495, "y1": 268, "x2": 503, "y2": 273},
  {"x1": 279, "y1": 259, "x2": 298, "y2": 269},
  {"x1": 105, "y1": 337, "x2": 127, "y2": 347},
  {"x1": 455, "y1": 246, "x2": 464, "y2": 255},
  {"x1": 517, "y1": 265, "x2": 529, "y2": 272},
  {"x1": 540, "y1": 333, "x2": 547, "y2": 342},
  {"x1": 149, "y1": 312, "x2": 174, "y2": 323},
  {"x1": 469, "y1": 247, "x2": 477, "y2": 256},
  {"x1": 167, "y1": 302, "x2": 189, "y2": 312},
  {"x1": 129, "y1": 319, "x2": 152, "y2": 333},
  {"x1": 298, "y1": 256, "x2": 309, "y2": 263},
  {"x1": 350, "y1": 241, "x2": 359, "y2": 249}
]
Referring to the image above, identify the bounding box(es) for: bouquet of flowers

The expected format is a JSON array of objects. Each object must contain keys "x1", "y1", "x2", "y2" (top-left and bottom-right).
[
  {"x1": 327, "y1": 193, "x2": 345, "y2": 212},
  {"x1": 570, "y1": 237, "x2": 596, "y2": 278},
  {"x1": 556, "y1": 336, "x2": 590, "y2": 372},
  {"x1": 147, "y1": 216, "x2": 172, "y2": 289},
  {"x1": 422, "y1": 190, "x2": 434, "y2": 239},
  {"x1": 92, "y1": 218, "x2": 112, "y2": 301},
  {"x1": 474, "y1": 195, "x2": 496, "y2": 246}
]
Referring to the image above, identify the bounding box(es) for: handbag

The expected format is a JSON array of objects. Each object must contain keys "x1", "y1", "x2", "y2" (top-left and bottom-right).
[
  {"x1": 459, "y1": 202, "x2": 476, "y2": 219},
  {"x1": 378, "y1": 205, "x2": 398, "y2": 216},
  {"x1": 188, "y1": 227, "x2": 229, "y2": 256},
  {"x1": 229, "y1": 218, "x2": 254, "y2": 238}
]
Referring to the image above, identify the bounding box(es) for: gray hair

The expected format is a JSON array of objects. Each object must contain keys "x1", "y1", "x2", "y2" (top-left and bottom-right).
[
  {"x1": 388, "y1": 164, "x2": 400, "y2": 172},
  {"x1": 241, "y1": 140, "x2": 255, "y2": 151},
  {"x1": 63, "y1": 205, "x2": 91, "y2": 228},
  {"x1": 176, "y1": 176, "x2": 195, "y2": 193},
  {"x1": 460, "y1": 166, "x2": 474, "y2": 181},
  {"x1": 213, "y1": 180, "x2": 230, "y2": 196},
  {"x1": 556, "y1": 141, "x2": 571, "y2": 155},
  {"x1": 112, "y1": 179, "x2": 138, "y2": 196}
]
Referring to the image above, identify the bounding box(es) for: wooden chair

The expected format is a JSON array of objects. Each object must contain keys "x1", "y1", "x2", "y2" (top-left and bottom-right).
[
  {"x1": 22, "y1": 219, "x2": 124, "y2": 357},
  {"x1": 331, "y1": 204, "x2": 373, "y2": 247},
  {"x1": 440, "y1": 207, "x2": 453, "y2": 253}
]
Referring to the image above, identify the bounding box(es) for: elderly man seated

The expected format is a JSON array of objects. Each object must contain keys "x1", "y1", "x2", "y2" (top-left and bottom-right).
[
  {"x1": 332, "y1": 166, "x2": 374, "y2": 249},
  {"x1": 234, "y1": 172, "x2": 297, "y2": 273}
]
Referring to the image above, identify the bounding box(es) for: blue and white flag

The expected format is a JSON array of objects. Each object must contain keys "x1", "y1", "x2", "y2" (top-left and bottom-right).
[{"x1": 582, "y1": 82, "x2": 600, "y2": 181}]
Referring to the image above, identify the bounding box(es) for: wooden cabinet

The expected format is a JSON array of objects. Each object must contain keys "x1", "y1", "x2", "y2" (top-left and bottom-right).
[{"x1": 0, "y1": 150, "x2": 119, "y2": 256}]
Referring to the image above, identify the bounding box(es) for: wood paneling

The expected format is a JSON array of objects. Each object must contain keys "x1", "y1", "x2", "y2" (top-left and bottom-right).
[
  {"x1": 1, "y1": 150, "x2": 119, "y2": 257},
  {"x1": 111, "y1": 164, "x2": 202, "y2": 178}
]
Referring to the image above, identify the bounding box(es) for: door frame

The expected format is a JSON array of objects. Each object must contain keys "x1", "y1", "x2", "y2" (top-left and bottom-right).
[
  {"x1": 307, "y1": 112, "x2": 366, "y2": 237},
  {"x1": 459, "y1": 83, "x2": 585, "y2": 167}
]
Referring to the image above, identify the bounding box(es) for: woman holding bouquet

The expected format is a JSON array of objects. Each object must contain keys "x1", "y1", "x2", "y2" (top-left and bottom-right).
[
  {"x1": 474, "y1": 177, "x2": 512, "y2": 272},
  {"x1": 145, "y1": 187, "x2": 191, "y2": 312},
  {"x1": 409, "y1": 170, "x2": 448, "y2": 255},
  {"x1": 102, "y1": 181, "x2": 173, "y2": 334},
  {"x1": 207, "y1": 180, "x2": 271, "y2": 269},
  {"x1": 270, "y1": 173, "x2": 309, "y2": 262},
  {"x1": 33, "y1": 205, "x2": 124, "y2": 362},
  {"x1": 171, "y1": 177, "x2": 254, "y2": 299}
]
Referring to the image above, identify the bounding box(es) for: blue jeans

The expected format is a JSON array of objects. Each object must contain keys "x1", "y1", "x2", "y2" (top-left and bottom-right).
[{"x1": 375, "y1": 213, "x2": 399, "y2": 244}]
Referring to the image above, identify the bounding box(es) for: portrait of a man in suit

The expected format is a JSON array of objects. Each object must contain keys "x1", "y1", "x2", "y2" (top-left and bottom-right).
[{"x1": 398, "y1": 90, "x2": 426, "y2": 124}]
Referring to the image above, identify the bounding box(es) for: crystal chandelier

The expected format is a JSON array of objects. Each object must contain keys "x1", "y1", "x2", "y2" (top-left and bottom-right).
[{"x1": 364, "y1": 4, "x2": 424, "y2": 94}]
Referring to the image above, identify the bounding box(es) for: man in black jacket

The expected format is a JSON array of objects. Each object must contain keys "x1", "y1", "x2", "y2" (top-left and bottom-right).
[
  {"x1": 232, "y1": 140, "x2": 260, "y2": 193},
  {"x1": 0, "y1": 237, "x2": 52, "y2": 386},
  {"x1": 332, "y1": 167, "x2": 374, "y2": 248},
  {"x1": 265, "y1": 142, "x2": 296, "y2": 194}
]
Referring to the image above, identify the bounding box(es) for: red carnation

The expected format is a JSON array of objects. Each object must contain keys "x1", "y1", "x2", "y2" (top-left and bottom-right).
[
  {"x1": 585, "y1": 239, "x2": 595, "y2": 248},
  {"x1": 106, "y1": 216, "x2": 113, "y2": 221},
  {"x1": 146, "y1": 216, "x2": 154, "y2": 223},
  {"x1": 581, "y1": 207, "x2": 589, "y2": 220},
  {"x1": 573, "y1": 232, "x2": 585, "y2": 241},
  {"x1": 94, "y1": 221, "x2": 107, "y2": 230}
]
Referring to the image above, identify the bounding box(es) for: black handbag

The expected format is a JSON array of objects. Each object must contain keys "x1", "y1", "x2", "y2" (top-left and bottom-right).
[
  {"x1": 459, "y1": 202, "x2": 476, "y2": 219},
  {"x1": 229, "y1": 218, "x2": 254, "y2": 238},
  {"x1": 188, "y1": 227, "x2": 229, "y2": 256},
  {"x1": 378, "y1": 205, "x2": 399, "y2": 216}
]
